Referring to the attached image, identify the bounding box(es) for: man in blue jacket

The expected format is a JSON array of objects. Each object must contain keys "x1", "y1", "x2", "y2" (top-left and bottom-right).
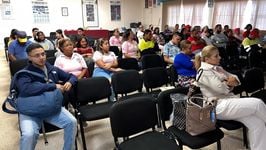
[{"x1": 16, "y1": 43, "x2": 77, "y2": 150}]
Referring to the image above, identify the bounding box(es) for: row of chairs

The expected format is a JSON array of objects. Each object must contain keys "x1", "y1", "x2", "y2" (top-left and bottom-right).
[{"x1": 75, "y1": 76, "x2": 224, "y2": 150}]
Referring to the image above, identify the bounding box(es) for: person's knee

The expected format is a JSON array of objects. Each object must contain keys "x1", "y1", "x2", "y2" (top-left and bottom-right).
[
  {"x1": 67, "y1": 115, "x2": 77, "y2": 128},
  {"x1": 21, "y1": 128, "x2": 39, "y2": 141}
]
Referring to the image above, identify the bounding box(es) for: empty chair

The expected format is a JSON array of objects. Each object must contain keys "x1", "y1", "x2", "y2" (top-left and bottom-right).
[
  {"x1": 75, "y1": 77, "x2": 114, "y2": 150},
  {"x1": 142, "y1": 67, "x2": 169, "y2": 93},
  {"x1": 243, "y1": 67, "x2": 266, "y2": 103},
  {"x1": 9, "y1": 58, "x2": 28, "y2": 76},
  {"x1": 111, "y1": 70, "x2": 143, "y2": 100},
  {"x1": 109, "y1": 96, "x2": 179, "y2": 150},
  {"x1": 140, "y1": 54, "x2": 164, "y2": 70},
  {"x1": 117, "y1": 58, "x2": 140, "y2": 71},
  {"x1": 157, "y1": 87, "x2": 224, "y2": 150}
]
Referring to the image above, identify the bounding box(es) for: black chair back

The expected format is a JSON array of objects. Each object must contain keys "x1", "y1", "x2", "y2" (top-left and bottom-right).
[
  {"x1": 109, "y1": 46, "x2": 122, "y2": 59},
  {"x1": 76, "y1": 77, "x2": 111, "y2": 104},
  {"x1": 117, "y1": 58, "x2": 140, "y2": 70},
  {"x1": 9, "y1": 59, "x2": 28, "y2": 76},
  {"x1": 244, "y1": 67, "x2": 264, "y2": 93},
  {"x1": 142, "y1": 67, "x2": 168, "y2": 92},
  {"x1": 45, "y1": 50, "x2": 57, "y2": 58},
  {"x1": 4, "y1": 37, "x2": 9, "y2": 50},
  {"x1": 157, "y1": 87, "x2": 188, "y2": 129},
  {"x1": 111, "y1": 70, "x2": 142, "y2": 95},
  {"x1": 141, "y1": 54, "x2": 164, "y2": 70},
  {"x1": 46, "y1": 56, "x2": 56, "y2": 65},
  {"x1": 110, "y1": 96, "x2": 157, "y2": 138}
]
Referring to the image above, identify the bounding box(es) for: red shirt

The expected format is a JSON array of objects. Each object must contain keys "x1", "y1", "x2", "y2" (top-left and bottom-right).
[{"x1": 187, "y1": 36, "x2": 205, "y2": 52}]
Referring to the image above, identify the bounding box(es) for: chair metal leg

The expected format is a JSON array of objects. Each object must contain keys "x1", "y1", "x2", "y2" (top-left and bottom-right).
[
  {"x1": 217, "y1": 140, "x2": 221, "y2": 150},
  {"x1": 79, "y1": 119, "x2": 87, "y2": 150},
  {"x1": 243, "y1": 126, "x2": 249, "y2": 149}
]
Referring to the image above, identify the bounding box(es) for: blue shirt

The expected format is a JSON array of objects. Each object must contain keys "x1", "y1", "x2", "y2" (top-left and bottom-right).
[
  {"x1": 163, "y1": 41, "x2": 180, "y2": 61},
  {"x1": 174, "y1": 53, "x2": 196, "y2": 77},
  {"x1": 8, "y1": 40, "x2": 32, "y2": 60}
]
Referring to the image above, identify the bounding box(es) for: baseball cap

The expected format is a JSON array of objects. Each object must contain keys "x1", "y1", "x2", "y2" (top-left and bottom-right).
[{"x1": 17, "y1": 31, "x2": 27, "y2": 43}]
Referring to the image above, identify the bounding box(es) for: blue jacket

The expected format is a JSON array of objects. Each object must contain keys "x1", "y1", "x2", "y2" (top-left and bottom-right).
[{"x1": 16, "y1": 62, "x2": 77, "y2": 97}]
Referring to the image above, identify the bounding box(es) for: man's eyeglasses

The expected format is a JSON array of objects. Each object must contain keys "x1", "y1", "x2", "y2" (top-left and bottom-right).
[{"x1": 29, "y1": 52, "x2": 46, "y2": 58}]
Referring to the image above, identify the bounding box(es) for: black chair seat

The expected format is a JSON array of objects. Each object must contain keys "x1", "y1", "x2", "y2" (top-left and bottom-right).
[
  {"x1": 119, "y1": 131, "x2": 178, "y2": 150},
  {"x1": 79, "y1": 102, "x2": 115, "y2": 121},
  {"x1": 217, "y1": 120, "x2": 243, "y2": 130},
  {"x1": 168, "y1": 126, "x2": 224, "y2": 149}
]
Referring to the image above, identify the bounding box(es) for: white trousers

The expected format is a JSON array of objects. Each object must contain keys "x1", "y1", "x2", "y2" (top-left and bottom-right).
[{"x1": 216, "y1": 97, "x2": 266, "y2": 150}]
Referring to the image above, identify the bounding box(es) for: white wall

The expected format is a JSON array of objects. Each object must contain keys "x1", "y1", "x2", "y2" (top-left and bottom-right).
[{"x1": 0, "y1": 0, "x2": 144, "y2": 49}]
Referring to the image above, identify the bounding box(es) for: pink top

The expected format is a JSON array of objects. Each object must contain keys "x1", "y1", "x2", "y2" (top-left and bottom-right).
[
  {"x1": 109, "y1": 36, "x2": 122, "y2": 48},
  {"x1": 54, "y1": 53, "x2": 87, "y2": 77},
  {"x1": 122, "y1": 40, "x2": 138, "y2": 58},
  {"x1": 93, "y1": 51, "x2": 117, "y2": 68}
]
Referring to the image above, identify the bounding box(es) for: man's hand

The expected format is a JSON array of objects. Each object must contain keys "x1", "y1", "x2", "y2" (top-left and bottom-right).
[{"x1": 56, "y1": 84, "x2": 65, "y2": 92}]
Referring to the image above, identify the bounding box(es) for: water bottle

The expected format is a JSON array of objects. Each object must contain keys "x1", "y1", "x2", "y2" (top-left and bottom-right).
[{"x1": 210, "y1": 108, "x2": 216, "y2": 123}]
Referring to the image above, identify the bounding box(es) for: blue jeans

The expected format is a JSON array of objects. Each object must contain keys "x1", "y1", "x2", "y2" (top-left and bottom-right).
[{"x1": 19, "y1": 107, "x2": 77, "y2": 150}]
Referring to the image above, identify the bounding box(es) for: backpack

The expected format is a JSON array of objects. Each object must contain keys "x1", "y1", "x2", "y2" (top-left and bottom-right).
[{"x1": 2, "y1": 69, "x2": 63, "y2": 118}]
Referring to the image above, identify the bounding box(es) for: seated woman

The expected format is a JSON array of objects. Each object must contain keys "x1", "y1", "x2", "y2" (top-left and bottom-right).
[
  {"x1": 54, "y1": 39, "x2": 88, "y2": 79},
  {"x1": 195, "y1": 45, "x2": 266, "y2": 150},
  {"x1": 174, "y1": 40, "x2": 196, "y2": 87},
  {"x1": 74, "y1": 36, "x2": 94, "y2": 61},
  {"x1": 93, "y1": 38, "x2": 122, "y2": 80},
  {"x1": 121, "y1": 29, "x2": 139, "y2": 59},
  {"x1": 93, "y1": 38, "x2": 122, "y2": 102},
  {"x1": 33, "y1": 31, "x2": 55, "y2": 50},
  {"x1": 109, "y1": 28, "x2": 122, "y2": 50}
]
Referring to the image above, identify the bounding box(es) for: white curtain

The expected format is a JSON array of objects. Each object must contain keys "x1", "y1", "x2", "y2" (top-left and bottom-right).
[{"x1": 165, "y1": 0, "x2": 266, "y2": 30}]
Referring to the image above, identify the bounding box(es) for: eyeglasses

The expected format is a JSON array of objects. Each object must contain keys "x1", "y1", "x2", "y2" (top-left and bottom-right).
[{"x1": 29, "y1": 52, "x2": 46, "y2": 58}]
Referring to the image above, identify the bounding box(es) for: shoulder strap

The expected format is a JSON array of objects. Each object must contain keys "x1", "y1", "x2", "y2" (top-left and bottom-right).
[{"x1": 196, "y1": 69, "x2": 203, "y2": 82}]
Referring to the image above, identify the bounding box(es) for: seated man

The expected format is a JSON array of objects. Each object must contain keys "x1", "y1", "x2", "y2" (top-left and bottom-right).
[
  {"x1": 8, "y1": 31, "x2": 32, "y2": 61},
  {"x1": 163, "y1": 32, "x2": 182, "y2": 64},
  {"x1": 16, "y1": 43, "x2": 77, "y2": 150},
  {"x1": 138, "y1": 29, "x2": 155, "y2": 56}
]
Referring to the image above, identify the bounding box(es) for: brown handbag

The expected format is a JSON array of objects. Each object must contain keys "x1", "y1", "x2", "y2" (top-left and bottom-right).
[{"x1": 186, "y1": 96, "x2": 216, "y2": 136}]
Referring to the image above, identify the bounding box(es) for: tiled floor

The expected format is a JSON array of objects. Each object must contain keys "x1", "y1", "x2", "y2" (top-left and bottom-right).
[{"x1": 0, "y1": 50, "x2": 248, "y2": 150}]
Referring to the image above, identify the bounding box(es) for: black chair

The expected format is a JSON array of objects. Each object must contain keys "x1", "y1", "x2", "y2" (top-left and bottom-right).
[
  {"x1": 45, "y1": 50, "x2": 57, "y2": 58},
  {"x1": 110, "y1": 46, "x2": 122, "y2": 59},
  {"x1": 111, "y1": 70, "x2": 144, "y2": 100},
  {"x1": 4, "y1": 37, "x2": 9, "y2": 61},
  {"x1": 46, "y1": 56, "x2": 56, "y2": 65},
  {"x1": 216, "y1": 120, "x2": 248, "y2": 148},
  {"x1": 248, "y1": 49, "x2": 263, "y2": 68},
  {"x1": 117, "y1": 58, "x2": 140, "y2": 71},
  {"x1": 142, "y1": 67, "x2": 169, "y2": 93},
  {"x1": 169, "y1": 65, "x2": 179, "y2": 87},
  {"x1": 140, "y1": 48, "x2": 156, "y2": 57},
  {"x1": 75, "y1": 77, "x2": 114, "y2": 150},
  {"x1": 9, "y1": 59, "x2": 28, "y2": 76},
  {"x1": 243, "y1": 67, "x2": 266, "y2": 103},
  {"x1": 109, "y1": 96, "x2": 179, "y2": 150},
  {"x1": 140, "y1": 54, "x2": 164, "y2": 70},
  {"x1": 158, "y1": 87, "x2": 224, "y2": 150}
]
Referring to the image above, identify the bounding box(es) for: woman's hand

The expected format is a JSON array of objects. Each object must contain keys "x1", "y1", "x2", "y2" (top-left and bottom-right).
[
  {"x1": 63, "y1": 82, "x2": 72, "y2": 92},
  {"x1": 226, "y1": 76, "x2": 239, "y2": 87}
]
